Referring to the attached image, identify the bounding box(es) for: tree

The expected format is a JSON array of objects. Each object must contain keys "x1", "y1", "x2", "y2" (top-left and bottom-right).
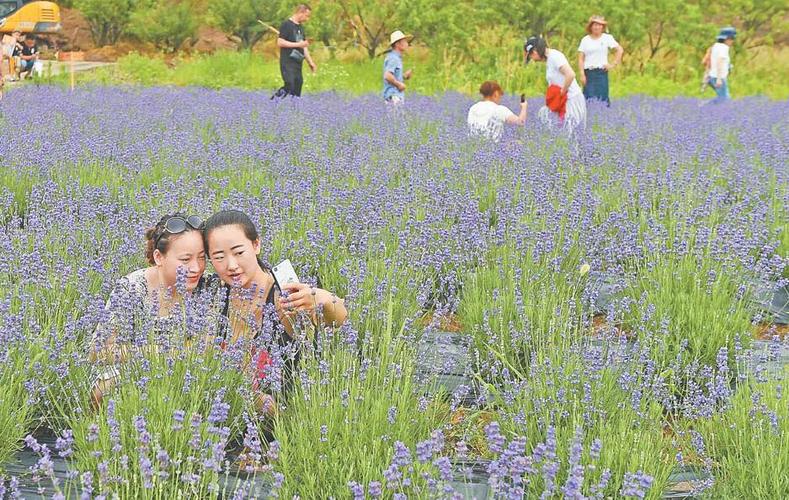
[
  {"x1": 74, "y1": 0, "x2": 134, "y2": 46},
  {"x1": 208, "y1": 0, "x2": 285, "y2": 50},
  {"x1": 704, "y1": 0, "x2": 789, "y2": 49},
  {"x1": 337, "y1": 0, "x2": 404, "y2": 59},
  {"x1": 128, "y1": 0, "x2": 197, "y2": 52}
]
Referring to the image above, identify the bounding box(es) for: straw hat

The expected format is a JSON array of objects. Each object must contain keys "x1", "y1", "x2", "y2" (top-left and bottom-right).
[
  {"x1": 389, "y1": 30, "x2": 413, "y2": 46},
  {"x1": 586, "y1": 15, "x2": 608, "y2": 34}
]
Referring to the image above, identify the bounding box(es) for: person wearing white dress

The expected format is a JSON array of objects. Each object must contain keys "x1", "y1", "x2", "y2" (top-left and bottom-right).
[
  {"x1": 525, "y1": 36, "x2": 587, "y2": 135},
  {"x1": 577, "y1": 15, "x2": 623, "y2": 105}
]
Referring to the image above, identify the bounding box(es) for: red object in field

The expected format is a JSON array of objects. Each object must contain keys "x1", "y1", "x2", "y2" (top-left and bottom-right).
[
  {"x1": 545, "y1": 85, "x2": 567, "y2": 119},
  {"x1": 251, "y1": 348, "x2": 272, "y2": 390},
  {"x1": 218, "y1": 341, "x2": 272, "y2": 389}
]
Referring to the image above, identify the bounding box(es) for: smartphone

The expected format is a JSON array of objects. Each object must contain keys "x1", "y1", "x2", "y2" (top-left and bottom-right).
[
  {"x1": 272, "y1": 259, "x2": 300, "y2": 288},
  {"x1": 520, "y1": 94, "x2": 526, "y2": 103}
]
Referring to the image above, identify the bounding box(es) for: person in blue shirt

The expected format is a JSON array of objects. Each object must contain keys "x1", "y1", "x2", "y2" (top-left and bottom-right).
[{"x1": 383, "y1": 30, "x2": 413, "y2": 104}]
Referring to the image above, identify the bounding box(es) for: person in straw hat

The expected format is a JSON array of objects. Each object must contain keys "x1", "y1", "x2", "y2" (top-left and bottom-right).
[
  {"x1": 383, "y1": 30, "x2": 413, "y2": 104},
  {"x1": 577, "y1": 15, "x2": 623, "y2": 106}
]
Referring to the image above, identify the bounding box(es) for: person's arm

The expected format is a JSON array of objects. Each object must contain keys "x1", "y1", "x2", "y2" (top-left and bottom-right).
[
  {"x1": 277, "y1": 37, "x2": 308, "y2": 49},
  {"x1": 304, "y1": 45, "x2": 316, "y2": 72},
  {"x1": 279, "y1": 282, "x2": 349, "y2": 327},
  {"x1": 702, "y1": 47, "x2": 711, "y2": 69},
  {"x1": 384, "y1": 70, "x2": 405, "y2": 91},
  {"x1": 559, "y1": 64, "x2": 575, "y2": 95},
  {"x1": 715, "y1": 54, "x2": 726, "y2": 87},
  {"x1": 505, "y1": 101, "x2": 528, "y2": 126},
  {"x1": 578, "y1": 52, "x2": 586, "y2": 85},
  {"x1": 610, "y1": 44, "x2": 623, "y2": 68}
]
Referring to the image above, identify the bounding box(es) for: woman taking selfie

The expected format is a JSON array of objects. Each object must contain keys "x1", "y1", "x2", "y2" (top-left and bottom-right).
[{"x1": 203, "y1": 209, "x2": 348, "y2": 413}]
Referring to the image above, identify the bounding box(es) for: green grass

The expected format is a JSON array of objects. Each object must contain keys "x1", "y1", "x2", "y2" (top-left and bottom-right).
[{"x1": 41, "y1": 49, "x2": 789, "y2": 98}]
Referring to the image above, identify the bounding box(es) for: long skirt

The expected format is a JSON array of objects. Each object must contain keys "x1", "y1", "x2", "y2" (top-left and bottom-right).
[
  {"x1": 583, "y1": 68, "x2": 610, "y2": 104},
  {"x1": 538, "y1": 93, "x2": 587, "y2": 135}
]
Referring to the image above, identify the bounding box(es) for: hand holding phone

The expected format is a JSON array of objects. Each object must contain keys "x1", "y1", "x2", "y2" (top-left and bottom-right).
[
  {"x1": 272, "y1": 259, "x2": 300, "y2": 288},
  {"x1": 520, "y1": 93, "x2": 526, "y2": 103}
]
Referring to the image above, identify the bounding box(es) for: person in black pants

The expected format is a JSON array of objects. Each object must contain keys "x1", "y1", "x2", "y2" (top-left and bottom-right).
[{"x1": 275, "y1": 4, "x2": 316, "y2": 98}]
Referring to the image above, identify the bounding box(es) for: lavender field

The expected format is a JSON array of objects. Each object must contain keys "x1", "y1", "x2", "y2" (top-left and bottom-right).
[{"x1": 0, "y1": 86, "x2": 788, "y2": 499}]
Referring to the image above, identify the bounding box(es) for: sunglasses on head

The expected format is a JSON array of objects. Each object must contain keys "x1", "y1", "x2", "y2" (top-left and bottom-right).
[{"x1": 154, "y1": 215, "x2": 203, "y2": 250}]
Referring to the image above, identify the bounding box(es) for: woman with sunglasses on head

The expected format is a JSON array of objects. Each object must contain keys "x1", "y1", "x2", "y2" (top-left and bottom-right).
[
  {"x1": 203, "y1": 210, "x2": 348, "y2": 414},
  {"x1": 89, "y1": 213, "x2": 212, "y2": 405}
]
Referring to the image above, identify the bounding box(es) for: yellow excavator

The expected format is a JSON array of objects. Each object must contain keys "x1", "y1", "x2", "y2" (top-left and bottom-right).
[{"x1": 0, "y1": 1, "x2": 61, "y2": 34}]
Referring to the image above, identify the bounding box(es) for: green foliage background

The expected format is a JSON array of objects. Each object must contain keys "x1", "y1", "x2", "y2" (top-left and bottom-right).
[{"x1": 61, "y1": 0, "x2": 789, "y2": 96}]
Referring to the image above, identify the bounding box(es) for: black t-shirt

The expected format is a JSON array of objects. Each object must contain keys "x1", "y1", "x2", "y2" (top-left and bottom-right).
[
  {"x1": 279, "y1": 19, "x2": 305, "y2": 65},
  {"x1": 21, "y1": 44, "x2": 37, "y2": 58},
  {"x1": 12, "y1": 43, "x2": 22, "y2": 57}
]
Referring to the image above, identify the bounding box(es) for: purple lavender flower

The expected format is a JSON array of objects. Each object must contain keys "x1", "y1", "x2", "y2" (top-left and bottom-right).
[{"x1": 347, "y1": 481, "x2": 365, "y2": 500}]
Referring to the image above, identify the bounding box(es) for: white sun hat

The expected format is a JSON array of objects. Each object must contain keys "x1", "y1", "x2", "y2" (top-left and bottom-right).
[{"x1": 389, "y1": 30, "x2": 413, "y2": 46}]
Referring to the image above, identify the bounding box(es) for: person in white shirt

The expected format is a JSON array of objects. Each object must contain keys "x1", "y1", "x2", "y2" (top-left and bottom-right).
[
  {"x1": 707, "y1": 26, "x2": 736, "y2": 103},
  {"x1": 577, "y1": 15, "x2": 623, "y2": 106},
  {"x1": 525, "y1": 36, "x2": 587, "y2": 135},
  {"x1": 467, "y1": 80, "x2": 527, "y2": 141}
]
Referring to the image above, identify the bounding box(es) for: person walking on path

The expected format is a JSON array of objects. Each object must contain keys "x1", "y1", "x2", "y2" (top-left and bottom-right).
[
  {"x1": 467, "y1": 81, "x2": 528, "y2": 141},
  {"x1": 383, "y1": 30, "x2": 413, "y2": 104},
  {"x1": 275, "y1": 4, "x2": 317, "y2": 98},
  {"x1": 577, "y1": 15, "x2": 623, "y2": 106},
  {"x1": 706, "y1": 27, "x2": 736, "y2": 104},
  {"x1": 525, "y1": 36, "x2": 587, "y2": 135}
]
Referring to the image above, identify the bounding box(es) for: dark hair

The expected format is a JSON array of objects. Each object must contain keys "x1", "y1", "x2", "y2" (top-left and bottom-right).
[
  {"x1": 479, "y1": 81, "x2": 503, "y2": 97},
  {"x1": 524, "y1": 36, "x2": 547, "y2": 61},
  {"x1": 295, "y1": 3, "x2": 311, "y2": 12},
  {"x1": 203, "y1": 210, "x2": 260, "y2": 249},
  {"x1": 144, "y1": 212, "x2": 200, "y2": 265}
]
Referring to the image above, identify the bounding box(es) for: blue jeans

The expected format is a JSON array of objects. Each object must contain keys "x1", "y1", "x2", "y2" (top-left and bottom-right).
[
  {"x1": 707, "y1": 77, "x2": 729, "y2": 103},
  {"x1": 19, "y1": 59, "x2": 35, "y2": 75},
  {"x1": 583, "y1": 68, "x2": 610, "y2": 105}
]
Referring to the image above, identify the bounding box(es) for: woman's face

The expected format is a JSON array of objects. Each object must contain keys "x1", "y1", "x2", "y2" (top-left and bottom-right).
[
  {"x1": 153, "y1": 231, "x2": 206, "y2": 291},
  {"x1": 207, "y1": 224, "x2": 261, "y2": 289},
  {"x1": 590, "y1": 22, "x2": 604, "y2": 36},
  {"x1": 527, "y1": 50, "x2": 544, "y2": 63}
]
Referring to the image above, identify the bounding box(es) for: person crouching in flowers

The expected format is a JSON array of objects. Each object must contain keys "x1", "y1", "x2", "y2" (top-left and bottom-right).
[
  {"x1": 467, "y1": 80, "x2": 528, "y2": 142},
  {"x1": 89, "y1": 213, "x2": 213, "y2": 407},
  {"x1": 203, "y1": 209, "x2": 348, "y2": 415},
  {"x1": 525, "y1": 35, "x2": 587, "y2": 135}
]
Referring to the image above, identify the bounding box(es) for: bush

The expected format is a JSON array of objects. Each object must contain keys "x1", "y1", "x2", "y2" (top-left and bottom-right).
[{"x1": 74, "y1": 0, "x2": 134, "y2": 46}]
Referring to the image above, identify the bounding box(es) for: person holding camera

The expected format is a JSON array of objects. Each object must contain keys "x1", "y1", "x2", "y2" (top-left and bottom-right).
[
  {"x1": 275, "y1": 4, "x2": 317, "y2": 98},
  {"x1": 467, "y1": 81, "x2": 528, "y2": 141}
]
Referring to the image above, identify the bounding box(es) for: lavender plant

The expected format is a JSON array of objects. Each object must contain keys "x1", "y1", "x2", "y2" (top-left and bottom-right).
[
  {"x1": 0, "y1": 87, "x2": 787, "y2": 497},
  {"x1": 0, "y1": 348, "x2": 40, "y2": 471},
  {"x1": 693, "y1": 366, "x2": 789, "y2": 498}
]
